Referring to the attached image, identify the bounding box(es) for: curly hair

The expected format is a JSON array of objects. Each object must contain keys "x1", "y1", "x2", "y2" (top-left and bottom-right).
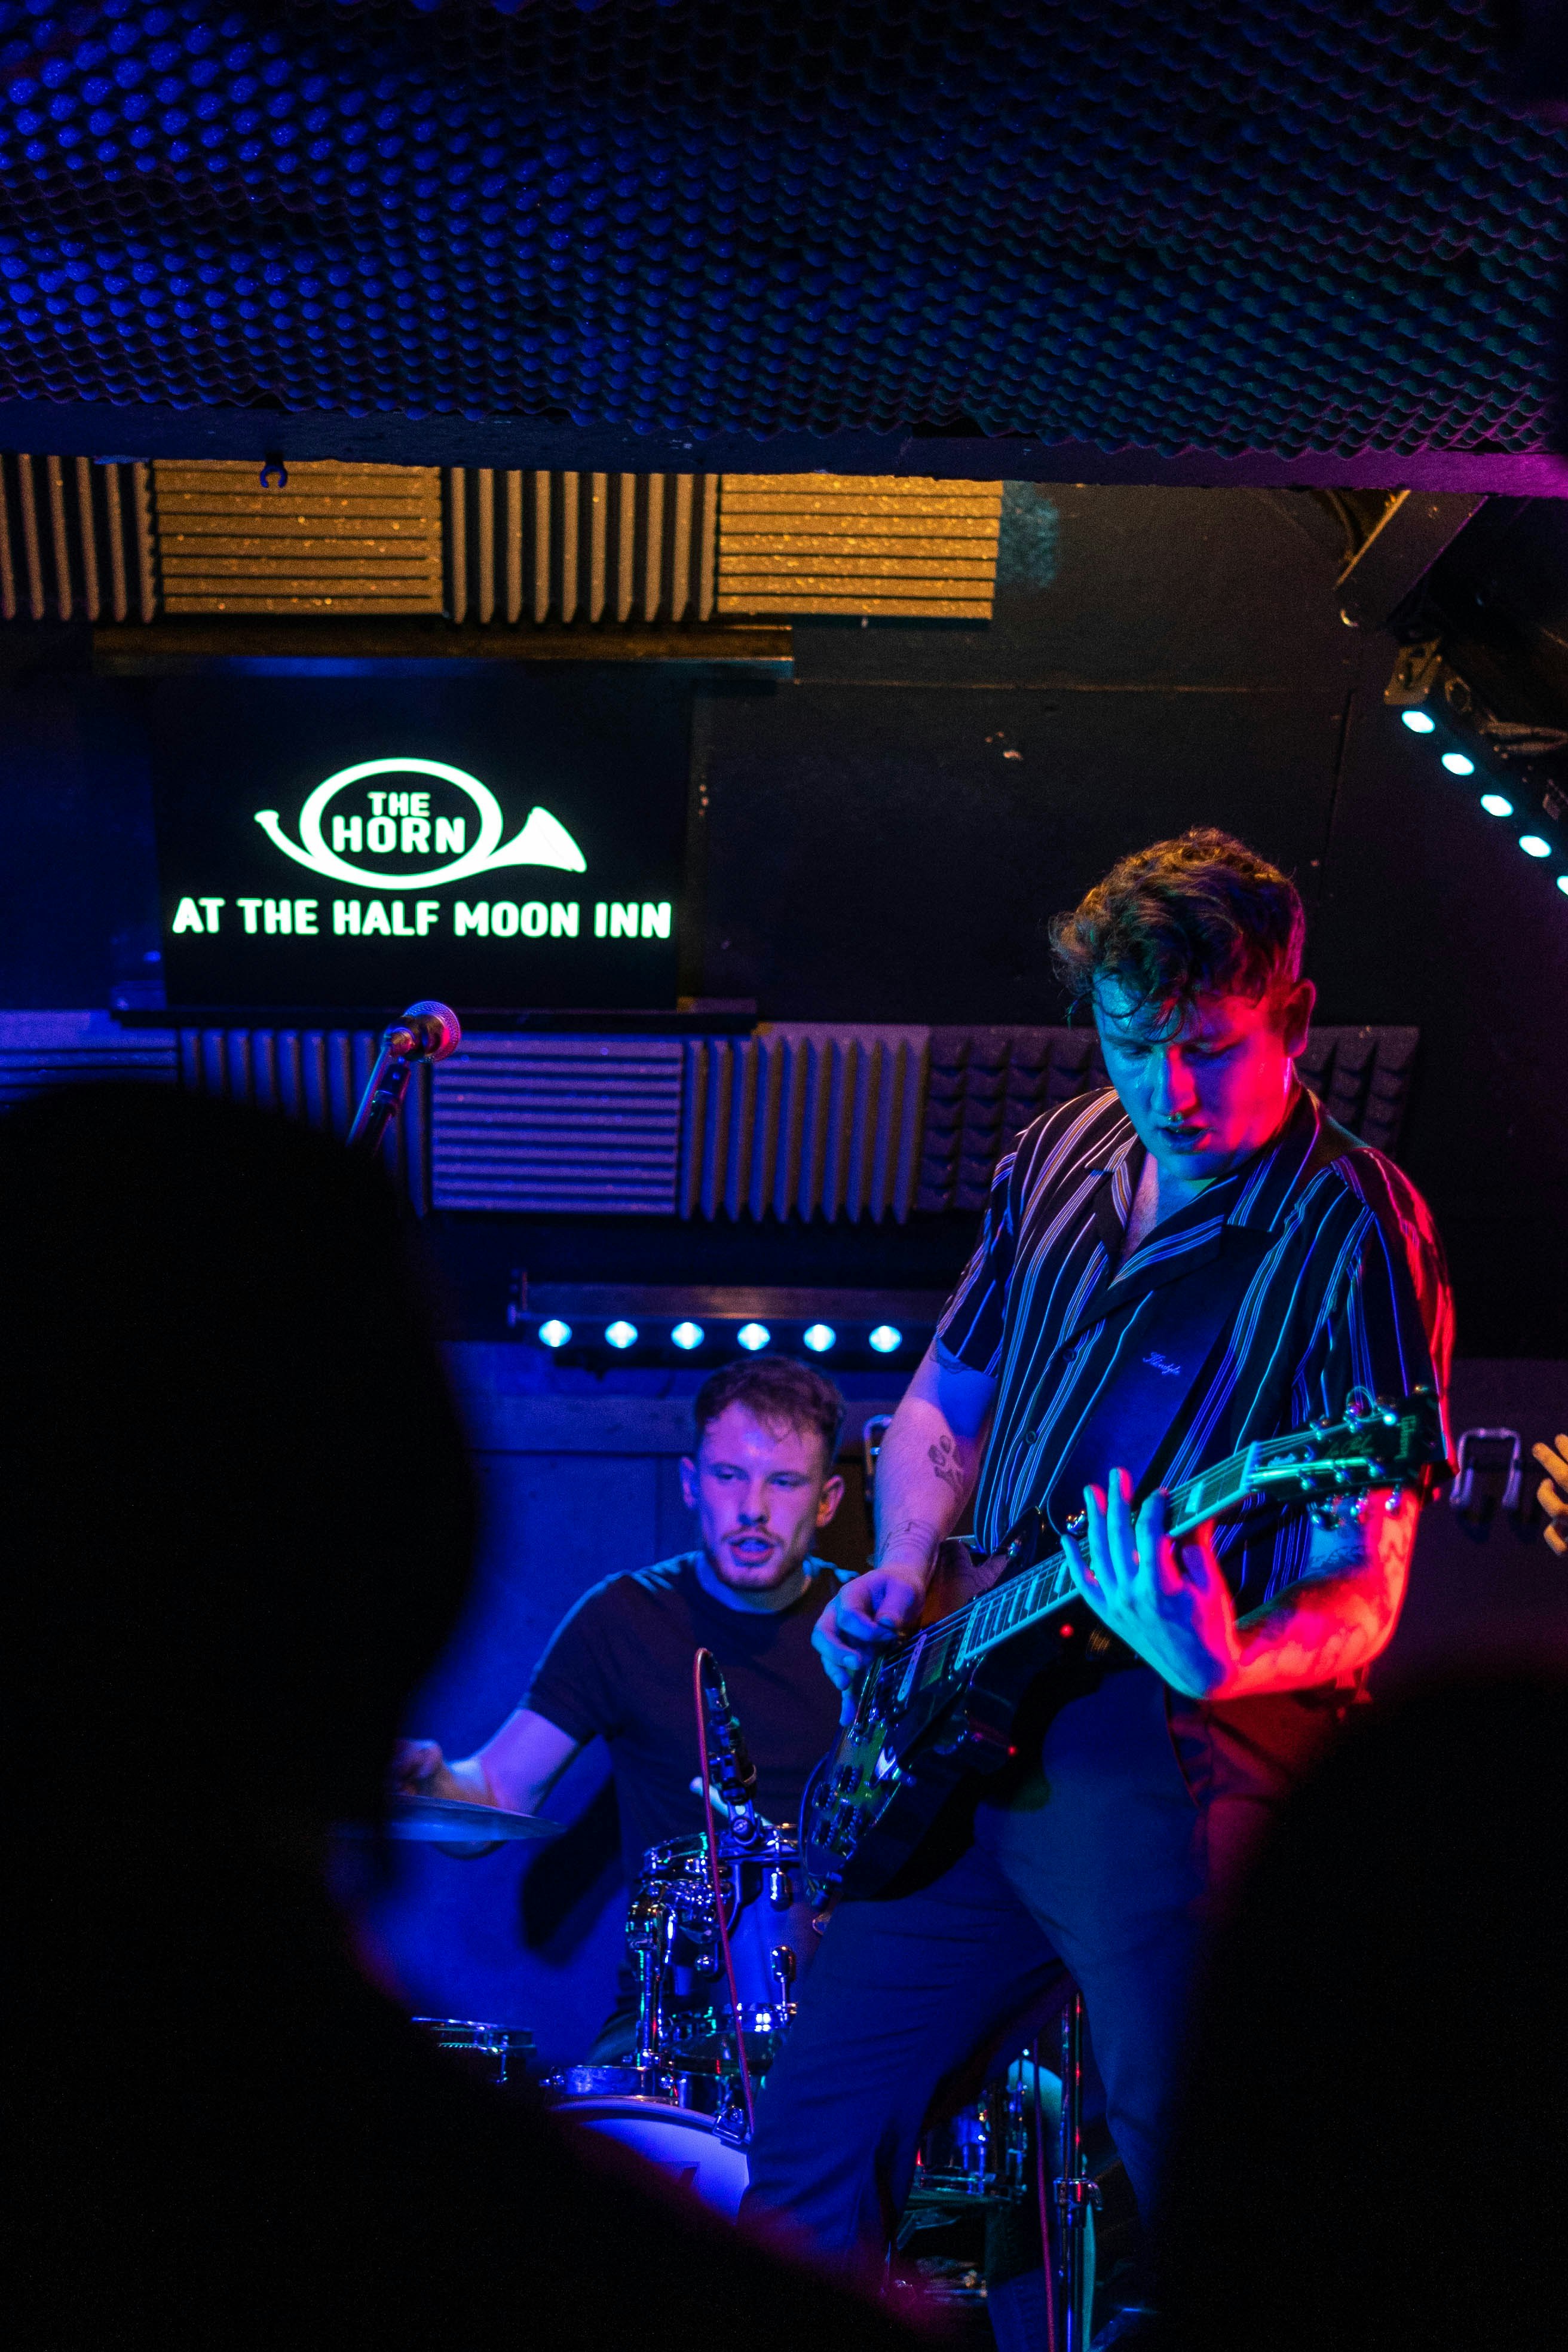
[{"x1": 1050, "y1": 828, "x2": 1306, "y2": 1031}]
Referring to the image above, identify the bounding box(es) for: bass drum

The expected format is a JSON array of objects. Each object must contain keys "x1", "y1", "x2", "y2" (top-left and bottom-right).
[{"x1": 552, "y1": 2094, "x2": 750, "y2": 2219}]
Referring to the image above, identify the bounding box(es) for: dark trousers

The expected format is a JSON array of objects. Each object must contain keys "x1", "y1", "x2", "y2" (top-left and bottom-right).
[{"x1": 743, "y1": 1665, "x2": 1340, "y2": 2271}]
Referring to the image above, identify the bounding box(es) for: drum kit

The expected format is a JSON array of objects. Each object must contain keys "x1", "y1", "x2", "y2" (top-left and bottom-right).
[
  {"x1": 390, "y1": 1753, "x2": 1098, "y2": 2345},
  {"x1": 548, "y1": 1811, "x2": 832, "y2": 2216},
  {"x1": 394, "y1": 1791, "x2": 1043, "y2": 2234}
]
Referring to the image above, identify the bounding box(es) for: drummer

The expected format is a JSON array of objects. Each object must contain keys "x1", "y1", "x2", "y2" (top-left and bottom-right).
[{"x1": 394, "y1": 1356, "x2": 850, "y2": 2057}]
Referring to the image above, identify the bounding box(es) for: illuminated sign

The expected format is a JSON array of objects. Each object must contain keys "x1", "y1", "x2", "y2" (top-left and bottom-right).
[
  {"x1": 252, "y1": 757, "x2": 587, "y2": 891},
  {"x1": 149, "y1": 674, "x2": 688, "y2": 1009}
]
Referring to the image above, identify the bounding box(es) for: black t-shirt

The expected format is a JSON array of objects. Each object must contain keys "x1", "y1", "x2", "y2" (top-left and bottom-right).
[{"x1": 523, "y1": 1553, "x2": 845, "y2": 1885}]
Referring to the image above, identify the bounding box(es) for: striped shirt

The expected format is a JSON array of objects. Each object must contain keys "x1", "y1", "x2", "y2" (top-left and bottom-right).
[{"x1": 938, "y1": 1085, "x2": 1454, "y2": 1613}]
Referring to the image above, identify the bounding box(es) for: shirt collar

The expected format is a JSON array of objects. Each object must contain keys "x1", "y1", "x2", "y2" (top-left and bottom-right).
[{"x1": 1085, "y1": 1082, "x2": 1322, "y2": 1253}]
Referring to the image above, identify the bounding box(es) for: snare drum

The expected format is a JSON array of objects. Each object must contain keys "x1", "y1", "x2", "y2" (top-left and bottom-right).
[
  {"x1": 551, "y1": 2095, "x2": 751, "y2": 2218},
  {"x1": 412, "y1": 2017, "x2": 535, "y2": 2088}
]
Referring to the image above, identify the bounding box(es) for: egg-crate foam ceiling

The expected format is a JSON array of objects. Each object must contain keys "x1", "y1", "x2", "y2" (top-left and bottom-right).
[{"x1": 0, "y1": 2, "x2": 1562, "y2": 459}]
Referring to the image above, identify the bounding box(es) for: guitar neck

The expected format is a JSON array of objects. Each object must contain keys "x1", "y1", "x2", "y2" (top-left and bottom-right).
[
  {"x1": 878, "y1": 1441, "x2": 1261, "y2": 1706},
  {"x1": 959, "y1": 1445, "x2": 1258, "y2": 1666}
]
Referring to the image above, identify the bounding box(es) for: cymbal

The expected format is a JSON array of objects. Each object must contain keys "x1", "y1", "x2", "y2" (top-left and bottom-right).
[{"x1": 336, "y1": 1796, "x2": 564, "y2": 1843}]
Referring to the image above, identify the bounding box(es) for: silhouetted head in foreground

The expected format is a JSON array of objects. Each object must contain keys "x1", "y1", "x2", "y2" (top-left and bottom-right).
[
  {"x1": 1159, "y1": 1678, "x2": 1568, "y2": 2352},
  {"x1": 5, "y1": 1088, "x2": 920, "y2": 2352},
  {"x1": 1, "y1": 1083, "x2": 474, "y2": 1838}
]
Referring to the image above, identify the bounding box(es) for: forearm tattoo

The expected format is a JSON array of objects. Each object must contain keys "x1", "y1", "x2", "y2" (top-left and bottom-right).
[
  {"x1": 872, "y1": 1515, "x2": 945, "y2": 1569},
  {"x1": 927, "y1": 1434, "x2": 968, "y2": 1498}
]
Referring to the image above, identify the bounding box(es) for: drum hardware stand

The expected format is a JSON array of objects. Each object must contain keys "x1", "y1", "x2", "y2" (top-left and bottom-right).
[
  {"x1": 769, "y1": 1943, "x2": 797, "y2": 2029},
  {"x1": 626, "y1": 1888, "x2": 671, "y2": 2074},
  {"x1": 1056, "y1": 1992, "x2": 1101, "y2": 2352},
  {"x1": 694, "y1": 1650, "x2": 760, "y2": 2140}
]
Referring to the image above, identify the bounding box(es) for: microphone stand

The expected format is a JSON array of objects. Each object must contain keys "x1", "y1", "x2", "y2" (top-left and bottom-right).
[{"x1": 346, "y1": 1000, "x2": 461, "y2": 1155}]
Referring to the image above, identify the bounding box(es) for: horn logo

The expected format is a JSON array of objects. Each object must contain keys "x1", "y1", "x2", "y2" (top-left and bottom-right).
[{"x1": 254, "y1": 757, "x2": 586, "y2": 892}]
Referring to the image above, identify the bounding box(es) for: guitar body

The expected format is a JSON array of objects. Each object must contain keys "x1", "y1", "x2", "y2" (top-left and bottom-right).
[{"x1": 801, "y1": 1538, "x2": 1098, "y2": 1900}]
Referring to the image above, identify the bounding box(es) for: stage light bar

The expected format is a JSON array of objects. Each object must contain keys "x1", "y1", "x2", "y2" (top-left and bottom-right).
[
  {"x1": 1520, "y1": 835, "x2": 1551, "y2": 859},
  {"x1": 1480, "y1": 793, "x2": 1514, "y2": 817},
  {"x1": 1441, "y1": 752, "x2": 1476, "y2": 776},
  {"x1": 1401, "y1": 710, "x2": 1436, "y2": 734},
  {"x1": 516, "y1": 1292, "x2": 943, "y2": 1365}
]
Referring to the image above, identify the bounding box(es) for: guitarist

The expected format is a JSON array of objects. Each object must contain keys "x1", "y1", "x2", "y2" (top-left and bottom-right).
[{"x1": 743, "y1": 828, "x2": 1453, "y2": 2277}]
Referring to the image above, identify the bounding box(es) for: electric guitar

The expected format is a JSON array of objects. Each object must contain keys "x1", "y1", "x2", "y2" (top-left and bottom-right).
[{"x1": 801, "y1": 1388, "x2": 1446, "y2": 1900}]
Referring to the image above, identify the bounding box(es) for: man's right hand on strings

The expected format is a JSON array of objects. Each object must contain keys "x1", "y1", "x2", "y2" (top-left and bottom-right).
[
  {"x1": 812, "y1": 1340, "x2": 996, "y2": 1720},
  {"x1": 812, "y1": 1564, "x2": 929, "y2": 1714}
]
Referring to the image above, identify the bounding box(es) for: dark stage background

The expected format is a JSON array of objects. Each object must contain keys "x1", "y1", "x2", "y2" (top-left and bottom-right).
[
  {"x1": 3, "y1": 483, "x2": 1565, "y2": 2060},
  {"x1": 4, "y1": 483, "x2": 1563, "y2": 1352}
]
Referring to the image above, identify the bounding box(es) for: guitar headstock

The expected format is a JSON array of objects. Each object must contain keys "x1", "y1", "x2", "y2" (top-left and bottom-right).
[{"x1": 1248, "y1": 1385, "x2": 1447, "y2": 1505}]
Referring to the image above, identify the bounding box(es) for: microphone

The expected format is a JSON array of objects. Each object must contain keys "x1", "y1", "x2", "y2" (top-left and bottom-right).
[
  {"x1": 346, "y1": 1002, "x2": 462, "y2": 1154},
  {"x1": 382, "y1": 1000, "x2": 462, "y2": 1064},
  {"x1": 699, "y1": 1656, "x2": 761, "y2": 1843}
]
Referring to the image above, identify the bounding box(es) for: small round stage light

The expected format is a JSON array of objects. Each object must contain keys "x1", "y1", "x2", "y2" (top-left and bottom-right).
[
  {"x1": 1557, "y1": 875, "x2": 1568, "y2": 896},
  {"x1": 1441, "y1": 752, "x2": 1476, "y2": 776},
  {"x1": 1480, "y1": 793, "x2": 1514, "y2": 817},
  {"x1": 537, "y1": 1318, "x2": 572, "y2": 1349},
  {"x1": 736, "y1": 1321, "x2": 771, "y2": 1352},
  {"x1": 605, "y1": 1319, "x2": 639, "y2": 1350},
  {"x1": 803, "y1": 1322, "x2": 837, "y2": 1353},
  {"x1": 1520, "y1": 835, "x2": 1551, "y2": 859},
  {"x1": 868, "y1": 1324, "x2": 904, "y2": 1355},
  {"x1": 670, "y1": 1321, "x2": 705, "y2": 1351},
  {"x1": 1401, "y1": 709, "x2": 1436, "y2": 734}
]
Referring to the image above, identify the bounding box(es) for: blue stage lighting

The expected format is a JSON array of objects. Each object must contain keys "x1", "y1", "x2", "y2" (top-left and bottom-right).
[
  {"x1": 736, "y1": 1321, "x2": 770, "y2": 1352},
  {"x1": 803, "y1": 1322, "x2": 837, "y2": 1353},
  {"x1": 1557, "y1": 875, "x2": 1568, "y2": 896},
  {"x1": 1480, "y1": 794, "x2": 1514, "y2": 817},
  {"x1": 1441, "y1": 752, "x2": 1475, "y2": 776},
  {"x1": 1520, "y1": 835, "x2": 1551, "y2": 859},
  {"x1": 868, "y1": 1324, "x2": 903, "y2": 1355},
  {"x1": 670, "y1": 1321, "x2": 704, "y2": 1351},
  {"x1": 605, "y1": 1319, "x2": 639, "y2": 1350},
  {"x1": 537, "y1": 1318, "x2": 571, "y2": 1349},
  {"x1": 1401, "y1": 710, "x2": 1436, "y2": 734}
]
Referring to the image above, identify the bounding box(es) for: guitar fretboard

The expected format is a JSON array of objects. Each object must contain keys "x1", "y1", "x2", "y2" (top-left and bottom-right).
[{"x1": 866, "y1": 1429, "x2": 1320, "y2": 1716}]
